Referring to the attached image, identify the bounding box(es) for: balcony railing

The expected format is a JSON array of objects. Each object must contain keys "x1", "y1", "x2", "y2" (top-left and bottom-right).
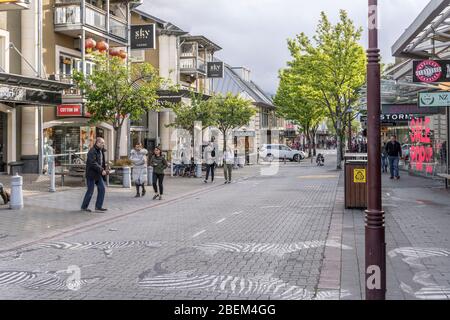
[
  {"x1": 55, "y1": 5, "x2": 81, "y2": 25},
  {"x1": 180, "y1": 57, "x2": 207, "y2": 74},
  {"x1": 85, "y1": 4, "x2": 106, "y2": 31},
  {"x1": 110, "y1": 16, "x2": 127, "y2": 40},
  {"x1": 54, "y1": 3, "x2": 127, "y2": 41}
]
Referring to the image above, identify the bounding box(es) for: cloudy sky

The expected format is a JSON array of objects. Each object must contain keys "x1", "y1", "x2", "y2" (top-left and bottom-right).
[{"x1": 141, "y1": 0, "x2": 427, "y2": 95}]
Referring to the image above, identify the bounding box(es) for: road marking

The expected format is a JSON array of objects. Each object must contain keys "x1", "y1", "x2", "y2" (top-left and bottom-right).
[
  {"x1": 192, "y1": 230, "x2": 206, "y2": 238},
  {"x1": 231, "y1": 211, "x2": 243, "y2": 216},
  {"x1": 215, "y1": 218, "x2": 226, "y2": 224}
]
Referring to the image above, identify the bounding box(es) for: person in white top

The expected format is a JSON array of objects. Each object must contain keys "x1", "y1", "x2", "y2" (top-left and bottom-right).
[
  {"x1": 130, "y1": 143, "x2": 148, "y2": 197},
  {"x1": 223, "y1": 146, "x2": 234, "y2": 184},
  {"x1": 203, "y1": 142, "x2": 216, "y2": 183}
]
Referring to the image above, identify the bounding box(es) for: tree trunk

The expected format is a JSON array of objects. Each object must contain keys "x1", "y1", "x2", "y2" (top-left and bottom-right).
[
  {"x1": 311, "y1": 131, "x2": 317, "y2": 157},
  {"x1": 222, "y1": 129, "x2": 227, "y2": 152},
  {"x1": 114, "y1": 125, "x2": 122, "y2": 161},
  {"x1": 336, "y1": 129, "x2": 342, "y2": 170}
]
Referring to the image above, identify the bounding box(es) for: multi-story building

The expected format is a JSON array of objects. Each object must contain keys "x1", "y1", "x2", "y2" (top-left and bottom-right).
[{"x1": 130, "y1": 8, "x2": 222, "y2": 155}]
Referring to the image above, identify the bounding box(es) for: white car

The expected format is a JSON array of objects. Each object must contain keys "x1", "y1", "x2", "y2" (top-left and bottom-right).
[{"x1": 259, "y1": 144, "x2": 303, "y2": 162}]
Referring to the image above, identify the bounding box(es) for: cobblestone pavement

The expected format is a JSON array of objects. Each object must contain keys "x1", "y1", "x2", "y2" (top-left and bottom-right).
[
  {"x1": 0, "y1": 165, "x2": 263, "y2": 251},
  {"x1": 0, "y1": 151, "x2": 343, "y2": 300},
  {"x1": 340, "y1": 169, "x2": 450, "y2": 300}
]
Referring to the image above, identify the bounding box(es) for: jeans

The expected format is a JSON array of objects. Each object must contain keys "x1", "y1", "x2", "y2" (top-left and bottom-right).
[
  {"x1": 381, "y1": 156, "x2": 388, "y2": 172},
  {"x1": 153, "y1": 172, "x2": 164, "y2": 195},
  {"x1": 81, "y1": 177, "x2": 105, "y2": 209},
  {"x1": 388, "y1": 156, "x2": 400, "y2": 178},
  {"x1": 224, "y1": 164, "x2": 233, "y2": 182},
  {"x1": 205, "y1": 164, "x2": 215, "y2": 181}
]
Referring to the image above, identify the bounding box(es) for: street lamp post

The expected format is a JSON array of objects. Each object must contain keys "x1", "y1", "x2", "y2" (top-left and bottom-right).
[{"x1": 366, "y1": 0, "x2": 386, "y2": 300}]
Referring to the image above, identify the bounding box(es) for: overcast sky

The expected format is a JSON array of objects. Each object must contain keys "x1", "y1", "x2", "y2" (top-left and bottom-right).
[{"x1": 141, "y1": 0, "x2": 427, "y2": 95}]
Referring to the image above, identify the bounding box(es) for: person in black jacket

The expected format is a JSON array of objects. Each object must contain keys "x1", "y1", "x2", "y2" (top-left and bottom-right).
[
  {"x1": 81, "y1": 137, "x2": 108, "y2": 212},
  {"x1": 385, "y1": 135, "x2": 402, "y2": 180}
]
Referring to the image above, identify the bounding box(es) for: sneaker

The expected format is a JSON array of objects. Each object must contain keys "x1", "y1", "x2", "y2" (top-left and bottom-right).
[
  {"x1": 390, "y1": 177, "x2": 394, "y2": 180},
  {"x1": 135, "y1": 194, "x2": 140, "y2": 198},
  {"x1": 142, "y1": 189, "x2": 146, "y2": 197},
  {"x1": 204, "y1": 180, "x2": 208, "y2": 184},
  {"x1": 95, "y1": 208, "x2": 108, "y2": 212},
  {"x1": 81, "y1": 208, "x2": 92, "y2": 213},
  {"x1": 158, "y1": 195, "x2": 162, "y2": 200},
  {"x1": 396, "y1": 176, "x2": 400, "y2": 180},
  {"x1": 153, "y1": 194, "x2": 159, "y2": 200}
]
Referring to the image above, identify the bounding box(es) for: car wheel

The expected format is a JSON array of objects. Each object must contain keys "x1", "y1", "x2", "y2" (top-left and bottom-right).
[
  {"x1": 265, "y1": 154, "x2": 274, "y2": 162},
  {"x1": 293, "y1": 154, "x2": 300, "y2": 162}
]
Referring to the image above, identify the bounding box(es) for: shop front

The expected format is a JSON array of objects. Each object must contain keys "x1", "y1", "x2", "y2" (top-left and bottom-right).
[
  {"x1": 381, "y1": 104, "x2": 447, "y2": 177},
  {"x1": 0, "y1": 72, "x2": 71, "y2": 174},
  {"x1": 43, "y1": 104, "x2": 114, "y2": 167}
]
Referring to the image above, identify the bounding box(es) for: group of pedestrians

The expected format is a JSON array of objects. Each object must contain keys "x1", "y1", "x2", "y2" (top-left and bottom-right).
[
  {"x1": 80, "y1": 139, "x2": 236, "y2": 212},
  {"x1": 80, "y1": 138, "x2": 168, "y2": 212}
]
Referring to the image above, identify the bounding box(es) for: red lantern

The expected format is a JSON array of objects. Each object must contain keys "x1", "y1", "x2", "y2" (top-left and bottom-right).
[
  {"x1": 119, "y1": 50, "x2": 127, "y2": 59},
  {"x1": 85, "y1": 38, "x2": 96, "y2": 53},
  {"x1": 109, "y1": 47, "x2": 120, "y2": 57},
  {"x1": 96, "y1": 40, "x2": 109, "y2": 53}
]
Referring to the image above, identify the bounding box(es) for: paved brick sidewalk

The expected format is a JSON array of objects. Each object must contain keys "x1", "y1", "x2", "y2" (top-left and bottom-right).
[
  {"x1": 338, "y1": 170, "x2": 450, "y2": 300},
  {"x1": 0, "y1": 164, "x2": 263, "y2": 252}
]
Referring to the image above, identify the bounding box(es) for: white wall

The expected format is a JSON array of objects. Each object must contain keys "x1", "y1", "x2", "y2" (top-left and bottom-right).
[{"x1": 159, "y1": 35, "x2": 178, "y2": 86}]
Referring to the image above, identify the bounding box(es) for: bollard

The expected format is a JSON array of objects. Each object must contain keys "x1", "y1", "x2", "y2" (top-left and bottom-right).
[
  {"x1": 49, "y1": 160, "x2": 56, "y2": 192},
  {"x1": 147, "y1": 166, "x2": 153, "y2": 186},
  {"x1": 10, "y1": 173, "x2": 24, "y2": 210},
  {"x1": 122, "y1": 166, "x2": 131, "y2": 188},
  {"x1": 196, "y1": 164, "x2": 202, "y2": 178},
  {"x1": 171, "y1": 162, "x2": 174, "y2": 177}
]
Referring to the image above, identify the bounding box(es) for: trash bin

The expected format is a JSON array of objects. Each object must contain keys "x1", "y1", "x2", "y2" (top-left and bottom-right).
[
  {"x1": 8, "y1": 161, "x2": 25, "y2": 176},
  {"x1": 345, "y1": 159, "x2": 368, "y2": 209}
]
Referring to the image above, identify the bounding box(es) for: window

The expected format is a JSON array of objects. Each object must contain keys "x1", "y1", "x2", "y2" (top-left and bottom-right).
[
  {"x1": 59, "y1": 54, "x2": 94, "y2": 77},
  {"x1": 261, "y1": 108, "x2": 269, "y2": 128}
]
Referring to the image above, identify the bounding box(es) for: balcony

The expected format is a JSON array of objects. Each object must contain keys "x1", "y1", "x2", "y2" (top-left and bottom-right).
[
  {"x1": 180, "y1": 57, "x2": 207, "y2": 75},
  {"x1": 0, "y1": 0, "x2": 30, "y2": 11},
  {"x1": 54, "y1": 2, "x2": 128, "y2": 44}
]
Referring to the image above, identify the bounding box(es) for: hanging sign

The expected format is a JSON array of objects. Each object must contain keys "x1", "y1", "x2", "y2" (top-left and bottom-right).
[
  {"x1": 57, "y1": 104, "x2": 82, "y2": 117},
  {"x1": 130, "y1": 24, "x2": 156, "y2": 50},
  {"x1": 418, "y1": 92, "x2": 450, "y2": 107},
  {"x1": 207, "y1": 62, "x2": 224, "y2": 78},
  {"x1": 413, "y1": 60, "x2": 450, "y2": 83}
]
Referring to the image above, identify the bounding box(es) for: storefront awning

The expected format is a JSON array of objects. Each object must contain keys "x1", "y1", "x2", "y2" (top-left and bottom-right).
[{"x1": 0, "y1": 72, "x2": 72, "y2": 106}]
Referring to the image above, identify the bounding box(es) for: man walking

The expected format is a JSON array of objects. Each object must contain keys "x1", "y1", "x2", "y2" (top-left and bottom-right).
[
  {"x1": 386, "y1": 135, "x2": 402, "y2": 180},
  {"x1": 203, "y1": 142, "x2": 216, "y2": 183},
  {"x1": 81, "y1": 137, "x2": 108, "y2": 212},
  {"x1": 223, "y1": 146, "x2": 234, "y2": 184}
]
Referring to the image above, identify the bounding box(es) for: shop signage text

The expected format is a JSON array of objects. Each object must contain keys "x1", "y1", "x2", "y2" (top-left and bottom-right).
[
  {"x1": 419, "y1": 92, "x2": 450, "y2": 108},
  {"x1": 234, "y1": 131, "x2": 255, "y2": 137},
  {"x1": 413, "y1": 60, "x2": 450, "y2": 83},
  {"x1": 409, "y1": 117, "x2": 434, "y2": 174},
  {"x1": 57, "y1": 105, "x2": 82, "y2": 117},
  {"x1": 380, "y1": 114, "x2": 415, "y2": 122},
  {"x1": 0, "y1": 85, "x2": 26, "y2": 101},
  {"x1": 207, "y1": 62, "x2": 224, "y2": 78},
  {"x1": 130, "y1": 25, "x2": 156, "y2": 50}
]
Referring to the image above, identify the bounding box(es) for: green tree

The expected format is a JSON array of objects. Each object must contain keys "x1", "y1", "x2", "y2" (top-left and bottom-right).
[
  {"x1": 167, "y1": 91, "x2": 216, "y2": 140},
  {"x1": 274, "y1": 68, "x2": 325, "y2": 158},
  {"x1": 286, "y1": 10, "x2": 367, "y2": 169},
  {"x1": 73, "y1": 53, "x2": 162, "y2": 161},
  {"x1": 210, "y1": 93, "x2": 256, "y2": 152}
]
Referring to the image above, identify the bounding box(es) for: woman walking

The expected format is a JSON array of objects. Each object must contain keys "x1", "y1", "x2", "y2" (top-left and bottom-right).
[
  {"x1": 130, "y1": 143, "x2": 148, "y2": 197},
  {"x1": 150, "y1": 146, "x2": 168, "y2": 200}
]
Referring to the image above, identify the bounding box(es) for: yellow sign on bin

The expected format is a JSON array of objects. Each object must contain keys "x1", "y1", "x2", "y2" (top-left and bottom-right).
[{"x1": 354, "y1": 169, "x2": 366, "y2": 183}]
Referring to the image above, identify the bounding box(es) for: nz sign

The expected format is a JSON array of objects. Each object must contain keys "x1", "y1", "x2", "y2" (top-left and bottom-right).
[
  {"x1": 207, "y1": 62, "x2": 224, "y2": 78},
  {"x1": 419, "y1": 92, "x2": 450, "y2": 108}
]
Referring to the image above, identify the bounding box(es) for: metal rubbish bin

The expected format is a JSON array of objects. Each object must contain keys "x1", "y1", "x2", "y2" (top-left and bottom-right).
[
  {"x1": 345, "y1": 159, "x2": 368, "y2": 209},
  {"x1": 8, "y1": 161, "x2": 25, "y2": 176}
]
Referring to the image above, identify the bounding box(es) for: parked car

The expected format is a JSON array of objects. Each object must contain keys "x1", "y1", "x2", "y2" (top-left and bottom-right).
[{"x1": 259, "y1": 144, "x2": 303, "y2": 162}]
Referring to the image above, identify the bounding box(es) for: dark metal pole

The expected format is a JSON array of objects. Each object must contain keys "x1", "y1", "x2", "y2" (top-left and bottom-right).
[{"x1": 366, "y1": 0, "x2": 386, "y2": 300}]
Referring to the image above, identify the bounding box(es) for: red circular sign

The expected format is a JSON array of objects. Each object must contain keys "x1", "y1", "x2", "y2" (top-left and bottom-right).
[{"x1": 415, "y1": 60, "x2": 442, "y2": 83}]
